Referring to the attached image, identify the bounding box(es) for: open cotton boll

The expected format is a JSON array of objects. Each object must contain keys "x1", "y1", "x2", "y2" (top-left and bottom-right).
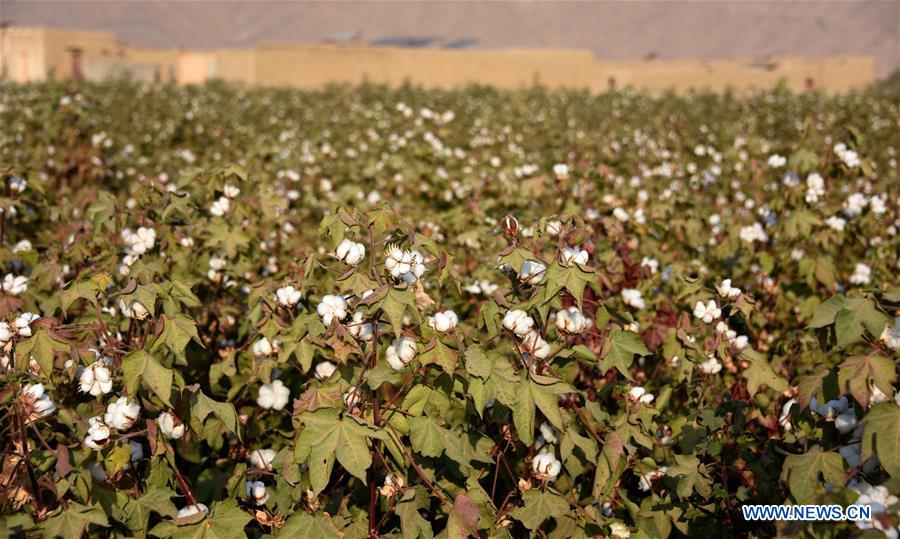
[
  {"x1": 519, "y1": 260, "x2": 546, "y2": 284},
  {"x1": 157, "y1": 411, "x2": 185, "y2": 440},
  {"x1": 427, "y1": 310, "x2": 458, "y2": 332},
  {"x1": 246, "y1": 481, "x2": 269, "y2": 505},
  {"x1": 555, "y1": 306, "x2": 590, "y2": 334},
  {"x1": 621, "y1": 288, "x2": 645, "y2": 309},
  {"x1": 532, "y1": 451, "x2": 562, "y2": 480},
  {"x1": 257, "y1": 380, "x2": 290, "y2": 410},
  {"x1": 79, "y1": 361, "x2": 113, "y2": 396},
  {"x1": 386, "y1": 337, "x2": 417, "y2": 370},
  {"x1": 275, "y1": 285, "x2": 302, "y2": 307},
  {"x1": 693, "y1": 300, "x2": 721, "y2": 324},
  {"x1": 176, "y1": 504, "x2": 209, "y2": 520},
  {"x1": 104, "y1": 396, "x2": 141, "y2": 430},
  {"x1": 335, "y1": 238, "x2": 366, "y2": 266},
  {"x1": 249, "y1": 448, "x2": 277, "y2": 471},
  {"x1": 559, "y1": 247, "x2": 588, "y2": 267},
  {"x1": 502, "y1": 310, "x2": 534, "y2": 337},
  {"x1": 314, "y1": 361, "x2": 337, "y2": 380},
  {"x1": 317, "y1": 295, "x2": 348, "y2": 326}
]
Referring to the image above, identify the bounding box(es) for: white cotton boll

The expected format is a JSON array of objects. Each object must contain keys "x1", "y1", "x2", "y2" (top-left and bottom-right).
[
  {"x1": 613, "y1": 207, "x2": 630, "y2": 222},
  {"x1": 2, "y1": 274, "x2": 29, "y2": 296},
  {"x1": 779, "y1": 399, "x2": 797, "y2": 432},
  {"x1": 766, "y1": 154, "x2": 786, "y2": 168},
  {"x1": 0, "y1": 322, "x2": 12, "y2": 345},
  {"x1": 246, "y1": 481, "x2": 269, "y2": 505},
  {"x1": 314, "y1": 361, "x2": 337, "y2": 381},
  {"x1": 559, "y1": 247, "x2": 588, "y2": 267},
  {"x1": 176, "y1": 504, "x2": 209, "y2": 520},
  {"x1": 880, "y1": 317, "x2": 900, "y2": 350},
  {"x1": 8, "y1": 176, "x2": 27, "y2": 193},
  {"x1": 210, "y1": 196, "x2": 231, "y2": 217},
  {"x1": 249, "y1": 448, "x2": 277, "y2": 471},
  {"x1": 555, "y1": 307, "x2": 590, "y2": 334},
  {"x1": 732, "y1": 335, "x2": 749, "y2": 350},
  {"x1": 427, "y1": 310, "x2": 458, "y2": 333},
  {"x1": 275, "y1": 285, "x2": 302, "y2": 307},
  {"x1": 641, "y1": 257, "x2": 659, "y2": 274},
  {"x1": 157, "y1": 411, "x2": 185, "y2": 440},
  {"x1": 715, "y1": 279, "x2": 741, "y2": 299},
  {"x1": 84, "y1": 416, "x2": 111, "y2": 449},
  {"x1": 348, "y1": 310, "x2": 375, "y2": 341},
  {"x1": 502, "y1": 310, "x2": 534, "y2": 337},
  {"x1": 104, "y1": 396, "x2": 141, "y2": 431},
  {"x1": 628, "y1": 386, "x2": 655, "y2": 405},
  {"x1": 24, "y1": 383, "x2": 56, "y2": 419},
  {"x1": 521, "y1": 330, "x2": 551, "y2": 360},
  {"x1": 118, "y1": 298, "x2": 149, "y2": 320},
  {"x1": 343, "y1": 387, "x2": 363, "y2": 409},
  {"x1": 14, "y1": 312, "x2": 39, "y2": 337},
  {"x1": 638, "y1": 467, "x2": 668, "y2": 491},
  {"x1": 317, "y1": 295, "x2": 349, "y2": 326},
  {"x1": 840, "y1": 443, "x2": 862, "y2": 469},
  {"x1": 698, "y1": 354, "x2": 722, "y2": 374},
  {"x1": 386, "y1": 337, "x2": 417, "y2": 370},
  {"x1": 532, "y1": 451, "x2": 562, "y2": 480},
  {"x1": 335, "y1": 238, "x2": 366, "y2": 266},
  {"x1": 825, "y1": 215, "x2": 846, "y2": 232},
  {"x1": 835, "y1": 409, "x2": 858, "y2": 434},
  {"x1": 844, "y1": 193, "x2": 868, "y2": 217},
  {"x1": 552, "y1": 164, "x2": 569, "y2": 179},
  {"x1": 79, "y1": 361, "x2": 113, "y2": 396},
  {"x1": 257, "y1": 380, "x2": 290, "y2": 410},
  {"x1": 848, "y1": 263, "x2": 871, "y2": 285},
  {"x1": 539, "y1": 422, "x2": 558, "y2": 445},
  {"x1": 739, "y1": 223, "x2": 768, "y2": 243},
  {"x1": 252, "y1": 337, "x2": 274, "y2": 358},
  {"x1": 519, "y1": 260, "x2": 546, "y2": 285},
  {"x1": 223, "y1": 184, "x2": 240, "y2": 198},
  {"x1": 621, "y1": 288, "x2": 645, "y2": 309},
  {"x1": 384, "y1": 244, "x2": 413, "y2": 278},
  {"x1": 693, "y1": 300, "x2": 721, "y2": 324}
]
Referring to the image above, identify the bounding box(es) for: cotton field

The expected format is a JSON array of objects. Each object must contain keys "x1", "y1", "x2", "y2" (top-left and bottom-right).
[{"x1": 0, "y1": 79, "x2": 898, "y2": 537}]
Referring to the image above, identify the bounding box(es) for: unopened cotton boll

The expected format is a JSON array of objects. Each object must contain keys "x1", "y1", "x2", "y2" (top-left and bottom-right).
[
  {"x1": 105, "y1": 396, "x2": 141, "y2": 430},
  {"x1": 275, "y1": 285, "x2": 302, "y2": 307},
  {"x1": 249, "y1": 448, "x2": 277, "y2": 471},
  {"x1": 502, "y1": 310, "x2": 534, "y2": 337},
  {"x1": 519, "y1": 260, "x2": 546, "y2": 285},
  {"x1": 559, "y1": 247, "x2": 588, "y2": 267},
  {"x1": 427, "y1": 310, "x2": 458, "y2": 332},
  {"x1": 79, "y1": 361, "x2": 113, "y2": 396},
  {"x1": 246, "y1": 481, "x2": 269, "y2": 505},
  {"x1": 335, "y1": 238, "x2": 366, "y2": 266},
  {"x1": 532, "y1": 451, "x2": 562, "y2": 480},
  {"x1": 157, "y1": 411, "x2": 185, "y2": 439},
  {"x1": 257, "y1": 380, "x2": 290, "y2": 410},
  {"x1": 386, "y1": 337, "x2": 417, "y2": 370},
  {"x1": 555, "y1": 307, "x2": 590, "y2": 334},
  {"x1": 317, "y1": 295, "x2": 349, "y2": 326}
]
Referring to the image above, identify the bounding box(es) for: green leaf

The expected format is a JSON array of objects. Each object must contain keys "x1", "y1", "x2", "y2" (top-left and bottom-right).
[
  {"x1": 668, "y1": 454, "x2": 712, "y2": 499},
  {"x1": 41, "y1": 502, "x2": 109, "y2": 539},
  {"x1": 780, "y1": 446, "x2": 845, "y2": 503},
  {"x1": 418, "y1": 339, "x2": 458, "y2": 374},
  {"x1": 191, "y1": 390, "x2": 242, "y2": 441},
  {"x1": 510, "y1": 489, "x2": 569, "y2": 530},
  {"x1": 599, "y1": 330, "x2": 649, "y2": 380},
  {"x1": 395, "y1": 492, "x2": 434, "y2": 539},
  {"x1": 740, "y1": 349, "x2": 789, "y2": 394},
  {"x1": 153, "y1": 314, "x2": 201, "y2": 358},
  {"x1": 860, "y1": 403, "x2": 900, "y2": 478},
  {"x1": 124, "y1": 486, "x2": 178, "y2": 533},
  {"x1": 123, "y1": 350, "x2": 173, "y2": 403},
  {"x1": 16, "y1": 329, "x2": 70, "y2": 378},
  {"x1": 278, "y1": 512, "x2": 343, "y2": 538},
  {"x1": 512, "y1": 375, "x2": 571, "y2": 445},
  {"x1": 837, "y1": 355, "x2": 896, "y2": 407},
  {"x1": 296, "y1": 409, "x2": 376, "y2": 495},
  {"x1": 464, "y1": 345, "x2": 491, "y2": 379}
]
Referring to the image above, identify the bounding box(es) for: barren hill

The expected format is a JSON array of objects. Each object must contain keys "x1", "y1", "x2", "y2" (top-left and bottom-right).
[{"x1": 2, "y1": 0, "x2": 898, "y2": 77}]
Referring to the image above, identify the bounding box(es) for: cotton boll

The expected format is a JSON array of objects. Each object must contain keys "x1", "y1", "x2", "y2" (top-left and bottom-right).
[
  {"x1": 427, "y1": 310, "x2": 459, "y2": 333},
  {"x1": 532, "y1": 451, "x2": 562, "y2": 480},
  {"x1": 559, "y1": 247, "x2": 588, "y2": 267},
  {"x1": 386, "y1": 337, "x2": 417, "y2": 370},
  {"x1": 335, "y1": 238, "x2": 366, "y2": 266},
  {"x1": 502, "y1": 310, "x2": 534, "y2": 337},
  {"x1": 104, "y1": 396, "x2": 141, "y2": 430},
  {"x1": 157, "y1": 411, "x2": 185, "y2": 440},
  {"x1": 249, "y1": 448, "x2": 277, "y2": 471},
  {"x1": 257, "y1": 380, "x2": 290, "y2": 410},
  {"x1": 275, "y1": 285, "x2": 302, "y2": 307},
  {"x1": 317, "y1": 295, "x2": 349, "y2": 326}
]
